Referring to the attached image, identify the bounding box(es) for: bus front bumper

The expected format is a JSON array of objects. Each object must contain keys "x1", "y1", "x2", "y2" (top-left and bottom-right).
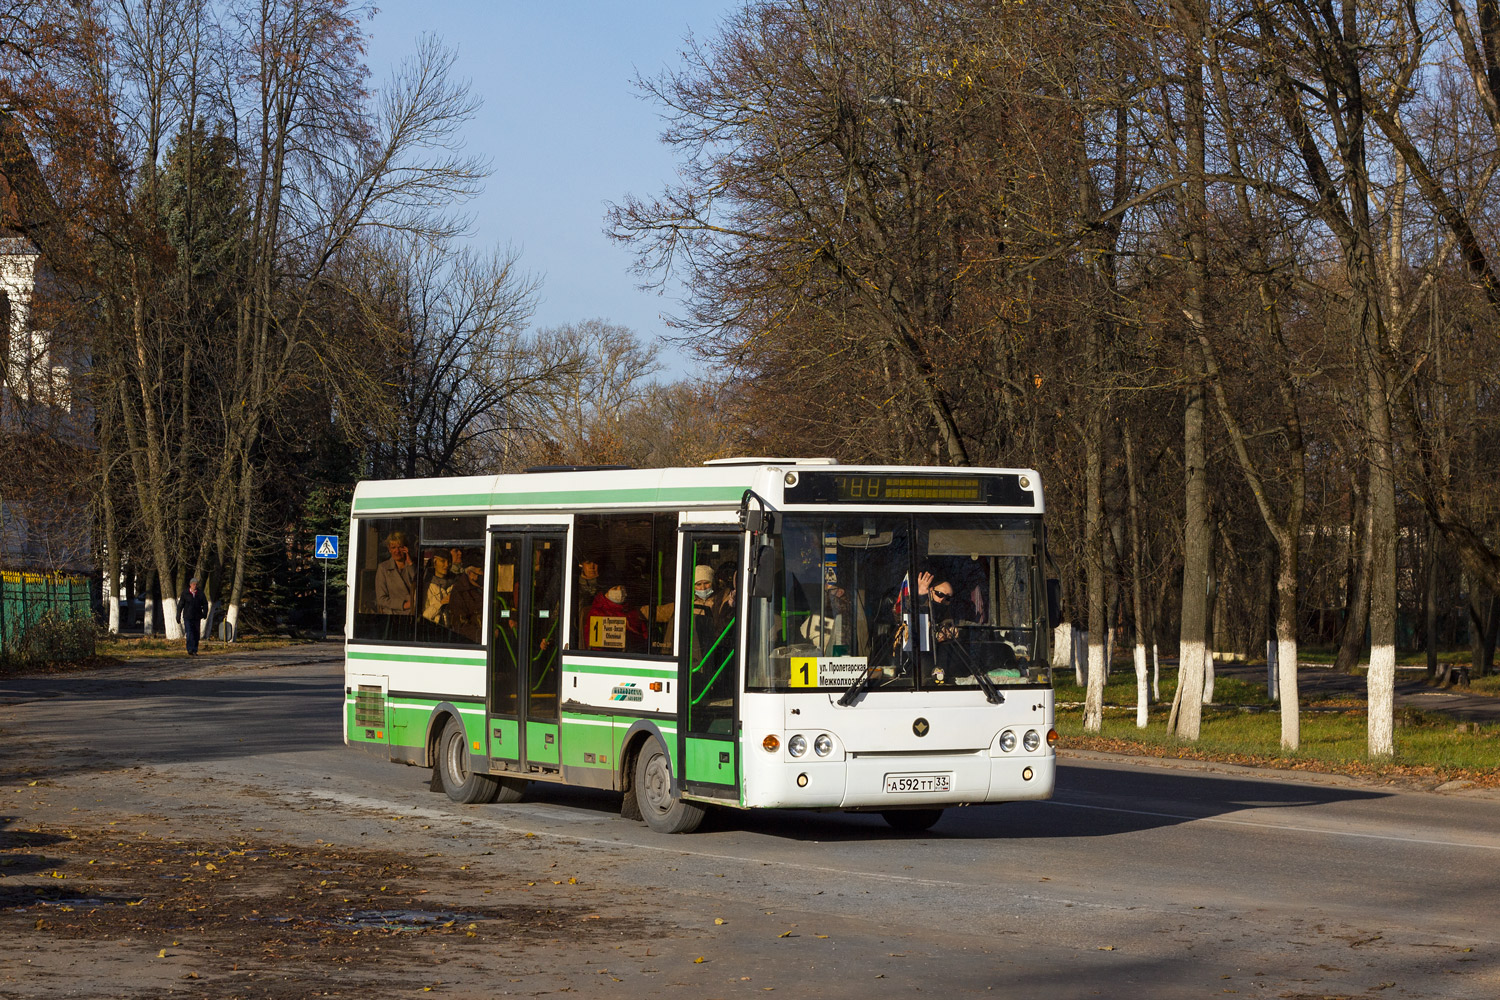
[{"x1": 741, "y1": 751, "x2": 1055, "y2": 810}]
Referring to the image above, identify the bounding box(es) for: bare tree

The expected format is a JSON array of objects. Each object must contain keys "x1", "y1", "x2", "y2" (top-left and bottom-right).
[{"x1": 510, "y1": 319, "x2": 661, "y2": 468}]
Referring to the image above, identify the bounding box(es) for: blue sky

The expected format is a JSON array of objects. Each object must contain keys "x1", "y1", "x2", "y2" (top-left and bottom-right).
[{"x1": 365, "y1": 3, "x2": 740, "y2": 378}]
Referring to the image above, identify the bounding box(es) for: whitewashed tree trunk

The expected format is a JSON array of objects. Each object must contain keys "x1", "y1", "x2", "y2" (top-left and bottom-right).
[
  {"x1": 1151, "y1": 643, "x2": 1160, "y2": 701},
  {"x1": 160, "y1": 595, "x2": 181, "y2": 641},
  {"x1": 1074, "y1": 627, "x2": 1087, "y2": 686},
  {"x1": 1267, "y1": 639, "x2": 1279, "y2": 702},
  {"x1": 1174, "y1": 19, "x2": 1211, "y2": 741},
  {"x1": 1366, "y1": 351, "x2": 1398, "y2": 757},
  {"x1": 104, "y1": 557, "x2": 120, "y2": 635},
  {"x1": 1202, "y1": 648, "x2": 1215, "y2": 704},
  {"x1": 1084, "y1": 636, "x2": 1106, "y2": 731},
  {"x1": 1277, "y1": 636, "x2": 1300, "y2": 748},
  {"x1": 1134, "y1": 643, "x2": 1149, "y2": 728},
  {"x1": 1082, "y1": 393, "x2": 1107, "y2": 732},
  {"x1": 1052, "y1": 622, "x2": 1072, "y2": 671}
]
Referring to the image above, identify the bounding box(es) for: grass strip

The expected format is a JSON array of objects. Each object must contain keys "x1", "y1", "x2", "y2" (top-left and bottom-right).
[{"x1": 1053, "y1": 674, "x2": 1500, "y2": 787}]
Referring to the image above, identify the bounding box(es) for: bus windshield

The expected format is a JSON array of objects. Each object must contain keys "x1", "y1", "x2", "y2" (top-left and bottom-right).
[{"x1": 748, "y1": 513, "x2": 1049, "y2": 693}]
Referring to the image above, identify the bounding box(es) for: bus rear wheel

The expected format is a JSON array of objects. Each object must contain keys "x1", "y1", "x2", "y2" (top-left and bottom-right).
[
  {"x1": 881, "y1": 809, "x2": 943, "y2": 833},
  {"x1": 438, "y1": 716, "x2": 500, "y2": 804},
  {"x1": 634, "y1": 737, "x2": 705, "y2": 834},
  {"x1": 494, "y1": 776, "x2": 527, "y2": 803}
]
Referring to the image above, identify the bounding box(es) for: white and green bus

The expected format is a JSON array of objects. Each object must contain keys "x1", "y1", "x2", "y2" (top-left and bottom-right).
[{"x1": 343, "y1": 459, "x2": 1058, "y2": 833}]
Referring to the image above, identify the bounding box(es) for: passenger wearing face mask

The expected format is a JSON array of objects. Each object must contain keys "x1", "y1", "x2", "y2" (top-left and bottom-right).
[
  {"x1": 690, "y1": 563, "x2": 736, "y2": 671},
  {"x1": 584, "y1": 573, "x2": 650, "y2": 652}
]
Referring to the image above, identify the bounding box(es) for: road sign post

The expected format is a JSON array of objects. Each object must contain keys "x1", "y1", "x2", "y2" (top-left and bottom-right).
[{"x1": 314, "y1": 535, "x2": 340, "y2": 639}]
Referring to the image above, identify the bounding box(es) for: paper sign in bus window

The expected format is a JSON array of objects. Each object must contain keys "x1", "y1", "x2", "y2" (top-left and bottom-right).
[
  {"x1": 590, "y1": 616, "x2": 628, "y2": 650},
  {"x1": 789, "y1": 656, "x2": 868, "y2": 687}
]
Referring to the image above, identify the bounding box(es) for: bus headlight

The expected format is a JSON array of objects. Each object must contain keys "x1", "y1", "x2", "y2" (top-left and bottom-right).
[
  {"x1": 813, "y1": 734, "x2": 833, "y2": 756},
  {"x1": 1023, "y1": 729, "x2": 1041, "y2": 752},
  {"x1": 999, "y1": 730, "x2": 1018, "y2": 753},
  {"x1": 788, "y1": 734, "x2": 807, "y2": 757}
]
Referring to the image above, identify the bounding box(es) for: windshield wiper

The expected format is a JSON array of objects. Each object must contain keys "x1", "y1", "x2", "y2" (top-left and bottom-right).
[
  {"x1": 837, "y1": 663, "x2": 880, "y2": 706},
  {"x1": 941, "y1": 628, "x2": 1004, "y2": 704}
]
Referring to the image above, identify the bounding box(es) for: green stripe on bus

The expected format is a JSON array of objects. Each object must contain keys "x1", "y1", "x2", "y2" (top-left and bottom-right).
[
  {"x1": 352, "y1": 485, "x2": 746, "y2": 512},
  {"x1": 560, "y1": 712, "x2": 676, "y2": 730},
  {"x1": 562, "y1": 662, "x2": 678, "y2": 678},
  {"x1": 349, "y1": 651, "x2": 486, "y2": 667}
]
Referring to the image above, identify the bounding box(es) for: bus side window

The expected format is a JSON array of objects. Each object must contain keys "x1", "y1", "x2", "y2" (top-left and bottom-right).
[
  {"x1": 351, "y1": 517, "x2": 420, "y2": 642},
  {"x1": 572, "y1": 512, "x2": 678, "y2": 655}
]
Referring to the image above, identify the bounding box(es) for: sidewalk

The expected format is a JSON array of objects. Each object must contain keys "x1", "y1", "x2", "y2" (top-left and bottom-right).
[{"x1": 0, "y1": 638, "x2": 345, "y2": 686}]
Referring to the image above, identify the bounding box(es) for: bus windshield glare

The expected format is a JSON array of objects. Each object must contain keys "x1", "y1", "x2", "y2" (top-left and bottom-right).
[{"x1": 748, "y1": 514, "x2": 1049, "y2": 692}]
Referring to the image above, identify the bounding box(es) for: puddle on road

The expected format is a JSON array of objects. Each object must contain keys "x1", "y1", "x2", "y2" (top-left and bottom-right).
[{"x1": 258, "y1": 908, "x2": 488, "y2": 932}]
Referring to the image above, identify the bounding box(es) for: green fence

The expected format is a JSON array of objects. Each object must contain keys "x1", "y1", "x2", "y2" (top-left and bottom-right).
[{"x1": 0, "y1": 570, "x2": 94, "y2": 660}]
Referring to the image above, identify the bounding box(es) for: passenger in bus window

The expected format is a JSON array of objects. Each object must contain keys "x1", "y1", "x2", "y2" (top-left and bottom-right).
[
  {"x1": 448, "y1": 560, "x2": 485, "y2": 643},
  {"x1": 691, "y1": 564, "x2": 733, "y2": 643},
  {"x1": 422, "y1": 550, "x2": 457, "y2": 629},
  {"x1": 375, "y1": 530, "x2": 417, "y2": 614},
  {"x1": 574, "y1": 558, "x2": 601, "y2": 645},
  {"x1": 803, "y1": 578, "x2": 868, "y2": 655},
  {"x1": 576, "y1": 558, "x2": 601, "y2": 604},
  {"x1": 584, "y1": 573, "x2": 649, "y2": 652}
]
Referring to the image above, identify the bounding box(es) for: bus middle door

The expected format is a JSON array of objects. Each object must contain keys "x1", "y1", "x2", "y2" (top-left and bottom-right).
[
  {"x1": 488, "y1": 530, "x2": 566, "y2": 775},
  {"x1": 677, "y1": 531, "x2": 741, "y2": 797}
]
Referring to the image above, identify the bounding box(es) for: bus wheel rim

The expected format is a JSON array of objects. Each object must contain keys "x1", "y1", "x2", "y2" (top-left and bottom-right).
[
  {"x1": 643, "y1": 751, "x2": 671, "y2": 813},
  {"x1": 447, "y1": 731, "x2": 467, "y2": 781}
]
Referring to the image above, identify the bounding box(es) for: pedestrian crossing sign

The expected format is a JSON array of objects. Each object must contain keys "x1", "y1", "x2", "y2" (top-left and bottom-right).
[{"x1": 315, "y1": 535, "x2": 339, "y2": 559}]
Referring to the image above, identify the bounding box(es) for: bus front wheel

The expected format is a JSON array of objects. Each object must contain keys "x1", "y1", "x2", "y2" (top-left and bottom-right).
[
  {"x1": 634, "y1": 737, "x2": 705, "y2": 834},
  {"x1": 438, "y1": 716, "x2": 500, "y2": 805},
  {"x1": 881, "y1": 809, "x2": 943, "y2": 833}
]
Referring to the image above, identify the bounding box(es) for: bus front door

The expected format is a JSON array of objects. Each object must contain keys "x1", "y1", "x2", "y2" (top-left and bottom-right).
[
  {"x1": 677, "y1": 531, "x2": 741, "y2": 796},
  {"x1": 488, "y1": 530, "x2": 566, "y2": 774}
]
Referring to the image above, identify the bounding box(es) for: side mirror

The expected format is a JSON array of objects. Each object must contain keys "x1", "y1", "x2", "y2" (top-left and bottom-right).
[
  {"x1": 1046, "y1": 579, "x2": 1061, "y2": 627},
  {"x1": 750, "y1": 544, "x2": 776, "y2": 600},
  {"x1": 742, "y1": 508, "x2": 780, "y2": 536}
]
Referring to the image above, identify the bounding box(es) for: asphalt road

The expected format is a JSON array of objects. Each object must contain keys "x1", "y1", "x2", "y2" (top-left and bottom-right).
[{"x1": 2, "y1": 649, "x2": 1497, "y2": 999}]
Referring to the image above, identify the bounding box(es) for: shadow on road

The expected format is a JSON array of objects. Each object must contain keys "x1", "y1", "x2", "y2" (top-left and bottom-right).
[
  {"x1": 0, "y1": 815, "x2": 74, "y2": 879},
  {"x1": 409, "y1": 758, "x2": 1394, "y2": 845},
  {"x1": 2, "y1": 663, "x2": 1398, "y2": 845}
]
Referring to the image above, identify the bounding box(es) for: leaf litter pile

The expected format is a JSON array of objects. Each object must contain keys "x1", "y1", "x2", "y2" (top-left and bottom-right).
[{"x1": 1, "y1": 819, "x2": 655, "y2": 998}]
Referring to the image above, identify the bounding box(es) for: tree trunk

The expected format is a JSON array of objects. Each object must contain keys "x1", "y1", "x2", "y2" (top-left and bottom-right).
[
  {"x1": 1124, "y1": 429, "x2": 1150, "y2": 727},
  {"x1": 1202, "y1": 538, "x2": 1218, "y2": 704},
  {"x1": 1336, "y1": 482, "x2": 1373, "y2": 674},
  {"x1": 143, "y1": 568, "x2": 157, "y2": 637},
  {"x1": 1366, "y1": 354, "x2": 1398, "y2": 758},
  {"x1": 1481, "y1": 594, "x2": 1499, "y2": 679},
  {"x1": 225, "y1": 458, "x2": 254, "y2": 640},
  {"x1": 102, "y1": 491, "x2": 121, "y2": 636},
  {"x1": 1173, "y1": 7, "x2": 1211, "y2": 741},
  {"x1": 1083, "y1": 398, "x2": 1107, "y2": 732},
  {"x1": 1425, "y1": 520, "x2": 1441, "y2": 681},
  {"x1": 1274, "y1": 538, "x2": 1302, "y2": 749}
]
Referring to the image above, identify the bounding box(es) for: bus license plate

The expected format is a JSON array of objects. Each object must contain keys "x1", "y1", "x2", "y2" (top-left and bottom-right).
[{"x1": 884, "y1": 773, "x2": 951, "y2": 794}]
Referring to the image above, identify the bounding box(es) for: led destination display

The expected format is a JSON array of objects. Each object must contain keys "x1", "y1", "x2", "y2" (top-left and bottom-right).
[{"x1": 784, "y1": 472, "x2": 1034, "y2": 506}]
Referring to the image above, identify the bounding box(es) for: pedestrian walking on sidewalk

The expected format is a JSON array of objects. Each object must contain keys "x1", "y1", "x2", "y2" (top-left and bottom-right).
[{"x1": 178, "y1": 578, "x2": 209, "y2": 656}]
